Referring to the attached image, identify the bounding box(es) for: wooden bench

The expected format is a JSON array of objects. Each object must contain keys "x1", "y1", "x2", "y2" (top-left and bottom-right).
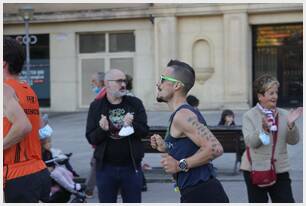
[{"x1": 142, "y1": 125, "x2": 245, "y2": 174}]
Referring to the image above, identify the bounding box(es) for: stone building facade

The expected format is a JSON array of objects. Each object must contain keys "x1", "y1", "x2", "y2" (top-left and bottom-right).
[{"x1": 3, "y1": 3, "x2": 303, "y2": 111}]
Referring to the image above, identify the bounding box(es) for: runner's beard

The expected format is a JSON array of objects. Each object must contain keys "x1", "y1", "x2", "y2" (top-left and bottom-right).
[{"x1": 156, "y1": 96, "x2": 167, "y2": 103}]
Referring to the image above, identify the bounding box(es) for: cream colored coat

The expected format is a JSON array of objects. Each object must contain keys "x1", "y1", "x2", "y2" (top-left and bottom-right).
[{"x1": 240, "y1": 106, "x2": 300, "y2": 173}]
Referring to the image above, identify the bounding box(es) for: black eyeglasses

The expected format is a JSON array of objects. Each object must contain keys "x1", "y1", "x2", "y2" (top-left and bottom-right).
[{"x1": 107, "y1": 79, "x2": 128, "y2": 84}]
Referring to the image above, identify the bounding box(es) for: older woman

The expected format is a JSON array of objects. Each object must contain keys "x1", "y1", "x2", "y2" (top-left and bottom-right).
[{"x1": 240, "y1": 75, "x2": 302, "y2": 203}]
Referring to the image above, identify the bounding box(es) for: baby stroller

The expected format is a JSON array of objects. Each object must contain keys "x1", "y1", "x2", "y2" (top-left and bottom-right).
[
  {"x1": 39, "y1": 114, "x2": 87, "y2": 202},
  {"x1": 45, "y1": 152, "x2": 87, "y2": 203},
  {"x1": 50, "y1": 148, "x2": 80, "y2": 177}
]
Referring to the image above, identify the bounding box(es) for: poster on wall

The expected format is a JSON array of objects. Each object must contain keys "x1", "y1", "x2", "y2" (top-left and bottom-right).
[
  {"x1": 20, "y1": 59, "x2": 50, "y2": 105},
  {"x1": 6, "y1": 34, "x2": 51, "y2": 107}
]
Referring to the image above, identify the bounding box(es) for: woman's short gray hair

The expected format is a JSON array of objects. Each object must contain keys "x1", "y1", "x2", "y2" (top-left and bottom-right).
[{"x1": 253, "y1": 75, "x2": 280, "y2": 96}]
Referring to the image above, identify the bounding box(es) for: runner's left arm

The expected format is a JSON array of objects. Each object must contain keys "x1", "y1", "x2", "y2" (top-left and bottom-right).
[
  {"x1": 3, "y1": 84, "x2": 32, "y2": 150},
  {"x1": 173, "y1": 109, "x2": 224, "y2": 168}
]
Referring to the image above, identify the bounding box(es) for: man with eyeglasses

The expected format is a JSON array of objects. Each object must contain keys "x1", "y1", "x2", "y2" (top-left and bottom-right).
[
  {"x1": 85, "y1": 69, "x2": 149, "y2": 203},
  {"x1": 150, "y1": 60, "x2": 229, "y2": 203}
]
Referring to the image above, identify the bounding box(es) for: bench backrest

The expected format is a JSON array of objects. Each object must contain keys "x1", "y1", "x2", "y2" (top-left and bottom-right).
[{"x1": 142, "y1": 125, "x2": 245, "y2": 154}]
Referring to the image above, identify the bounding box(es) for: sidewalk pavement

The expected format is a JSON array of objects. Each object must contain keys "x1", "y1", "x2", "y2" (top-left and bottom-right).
[{"x1": 47, "y1": 110, "x2": 303, "y2": 203}]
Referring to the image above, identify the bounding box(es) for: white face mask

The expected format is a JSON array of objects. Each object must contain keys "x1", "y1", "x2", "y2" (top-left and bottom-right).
[{"x1": 39, "y1": 124, "x2": 53, "y2": 139}]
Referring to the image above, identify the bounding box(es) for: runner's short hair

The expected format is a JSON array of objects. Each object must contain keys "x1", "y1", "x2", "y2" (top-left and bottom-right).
[
  {"x1": 4, "y1": 37, "x2": 25, "y2": 75},
  {"x1": 167, "y1": 59, "x2": 195, "y2": 94}
]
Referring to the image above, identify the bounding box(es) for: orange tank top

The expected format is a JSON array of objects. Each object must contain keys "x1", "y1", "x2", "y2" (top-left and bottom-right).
[{"x1": 3, "y1": 79, "x2": 46, "y2": 182}]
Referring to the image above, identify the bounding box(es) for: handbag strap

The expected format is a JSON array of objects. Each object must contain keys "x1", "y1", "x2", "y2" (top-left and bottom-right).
[
  {"x1": 246, "y1": 114, "x2": 278, "y2": 165},
  {"x1": 270, "y1": 115, "x2": 278, "y2": 165}
]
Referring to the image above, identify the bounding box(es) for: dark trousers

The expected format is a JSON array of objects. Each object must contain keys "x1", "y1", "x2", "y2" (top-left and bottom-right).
[
  {"x1": 243, "y1": 171, "x2": 295, "y2": 203},
  {"x1": 96, "y1": 163, "x2": 142, "y2": 203},
  {"x1": 4, "y1": 168, "x2": 51, "y2": 203},
  {"x1": 180, "y1": 177, "x2": 229, "y2": 203}
]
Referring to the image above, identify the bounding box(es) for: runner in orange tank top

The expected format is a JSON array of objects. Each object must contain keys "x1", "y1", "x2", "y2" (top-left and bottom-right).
[{"x1": 3, "y1": 37, "x2": 51, "y2": 203}]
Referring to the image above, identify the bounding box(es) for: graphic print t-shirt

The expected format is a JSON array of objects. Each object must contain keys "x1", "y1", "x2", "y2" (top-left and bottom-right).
[{"x1": 103, "y1": 99, "x2": 132, "y2": 166}]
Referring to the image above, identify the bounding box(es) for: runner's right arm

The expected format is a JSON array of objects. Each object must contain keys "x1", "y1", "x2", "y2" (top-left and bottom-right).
[{"x1": 150, "y1": 134, "x2": 167, "y2": 152}]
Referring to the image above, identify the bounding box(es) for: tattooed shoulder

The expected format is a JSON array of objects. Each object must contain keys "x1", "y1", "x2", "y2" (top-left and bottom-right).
[
  {"x1": 186, "y1": 116, "x2": 198, "y2": 125},
  {"x1": 186, "y1": 116, "x2": 216, "y2": 142}
]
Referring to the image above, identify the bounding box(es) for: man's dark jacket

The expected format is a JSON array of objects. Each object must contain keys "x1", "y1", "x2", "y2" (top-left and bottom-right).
[{"x1": 85, "y1": 95, "x2": 149, "y2": 170}]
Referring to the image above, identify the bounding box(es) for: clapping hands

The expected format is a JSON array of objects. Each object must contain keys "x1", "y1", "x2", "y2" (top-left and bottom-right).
[
  {"x1": 123, "y1": 113, "x2": 134, "y2": 126},
  {"x1": 99, "y1": 114, "x2": 109, "y2": 131},
  {"x1": 287, "y1": 107, "x2": 303, "y2": 128}
]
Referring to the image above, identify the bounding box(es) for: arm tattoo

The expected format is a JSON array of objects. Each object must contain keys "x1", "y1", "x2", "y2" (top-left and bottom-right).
[
  {"x1": 187, "y1": 115, "x2": 222, "y2": 149},
  {"x1": 187, "y1": 116, "x2": 211, "y2": 139}
]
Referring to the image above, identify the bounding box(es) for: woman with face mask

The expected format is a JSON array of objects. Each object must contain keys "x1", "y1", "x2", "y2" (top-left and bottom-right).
[{"x1": 240, "y1": 75, "x2": 302, "y2": 203}]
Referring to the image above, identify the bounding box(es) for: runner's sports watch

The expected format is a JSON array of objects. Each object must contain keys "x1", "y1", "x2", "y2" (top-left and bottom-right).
[{"x1": 178, "y1": 159, "x2": 189, "y2": 172}]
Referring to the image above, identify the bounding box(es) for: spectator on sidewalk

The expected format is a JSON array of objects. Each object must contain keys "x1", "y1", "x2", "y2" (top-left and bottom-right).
[
  {"x1": 240, "y1": 74, "x2": 302, "y2": 203},
  {"x1": 218, "y1": 109, "x2": 236, "y2": 126},
  {"x1": 3, "y1": 37, "x2": 51, "y2": 202},
  {"x1": 85, "y1": 69, "x2": 149, "y2": 203},
  {"x1": 125, "y1": 74, "x2": 134, "y2": 96},
  {"x1": 85, "y1": 72, "x2": 106, "y2": 198},
  {"x1": 186, "y1": 94, "x2": 199, "y2": 109},
  {"x1": 39, "y1": 123, "x2": 83, "y2": 202},
  {"x1": 91, "y1": 72, "x2": 106, "y2": 100},
  {"x1": 39, "y1": 113, "x2": 79, "y2": 177},
  {"x1": 150, "y1": 59, "x2": 229, "y2": 203}
]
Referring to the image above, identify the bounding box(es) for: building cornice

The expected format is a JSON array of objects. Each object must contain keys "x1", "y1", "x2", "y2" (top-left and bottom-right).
[{"x1": 3, "y1": 3, "x2": 302, "y2": 25}]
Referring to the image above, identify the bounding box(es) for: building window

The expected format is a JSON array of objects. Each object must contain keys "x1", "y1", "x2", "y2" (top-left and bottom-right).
[
  {"x1": 109, "y1": 33, "x2": 135, "y2": 52},
  {"x1": 80, "y1": 58, "x2": 105, "y2": 106},
  {"x1": 79, "y1": 33, "x2": 105, "y2": 53},
  {"x1": 253, "y1": 24, "x2": 302, "y2": 107},
  {"x1": 110, "y1": 58, "x2": 134, "y2": 76},
  {"x1": 78, "y1": 31, "x2": 135, "y2": 107}
]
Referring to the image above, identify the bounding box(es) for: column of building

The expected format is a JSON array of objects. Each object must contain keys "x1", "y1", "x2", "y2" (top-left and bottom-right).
[{"x1": 223, "y1": 11, "x2": 250, "y2": 109}]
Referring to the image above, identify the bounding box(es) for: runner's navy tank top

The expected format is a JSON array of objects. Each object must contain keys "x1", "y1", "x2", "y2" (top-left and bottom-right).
[{"x1": 165, "y1": 104, "x2": 216, "y2": 190}]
